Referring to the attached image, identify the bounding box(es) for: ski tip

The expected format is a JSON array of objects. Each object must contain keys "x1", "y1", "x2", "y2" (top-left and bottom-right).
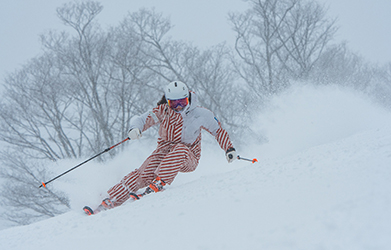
[
  {"x1": 129, "y1": 192, "x2": 140, "y2": 200},
  {"x1": 252, "y1": 158, "x2": 258, "y2": 163},
  {"x1": 40, "y1": 182, "x2": 46, "y2": 188},
  {"x1": 83, "y1": 206, "x2": 94, "y2": 216}
]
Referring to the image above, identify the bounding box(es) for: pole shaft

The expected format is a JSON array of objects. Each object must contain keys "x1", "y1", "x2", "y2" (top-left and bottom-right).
[
  {"x1": 237, "y1": 155, "x2": 258, "y2": 163},
  {"x1": 39, "y1": 138, "x2": 130, "y2": 188}
]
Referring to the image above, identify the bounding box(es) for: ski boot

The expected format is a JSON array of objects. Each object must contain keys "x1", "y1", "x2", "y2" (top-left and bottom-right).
[
  {"x1": 137, "y1": 177, "x2": 166, "y2": 198},
  {"x1": 147, "y1": 176, "x2": 166, "y2": 193}
]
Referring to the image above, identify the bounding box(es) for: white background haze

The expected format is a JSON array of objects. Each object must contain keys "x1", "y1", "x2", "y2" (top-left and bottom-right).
[
  {"x1": 0, "y1": 84, "x2": 390, "y2": 249},
  {"x1": 1, "y1": 0, "x2": 391, "y2": 79},
  {"x1": 0, "y1": 1, "x2": 391, "y2": 248}
]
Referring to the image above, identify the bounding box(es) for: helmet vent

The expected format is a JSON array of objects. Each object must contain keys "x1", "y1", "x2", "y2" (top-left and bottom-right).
[{"x1": 165, "y1": 81, "x2": 188, "y2": 100}]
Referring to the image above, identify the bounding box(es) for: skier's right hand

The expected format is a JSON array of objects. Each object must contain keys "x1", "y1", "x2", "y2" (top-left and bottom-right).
[
  {"x1": 226, "y1": 147, "x2": 237, "y2": 163},
  {"x1": 128, "y1": 128, "x2": 142, "y2": 140}
]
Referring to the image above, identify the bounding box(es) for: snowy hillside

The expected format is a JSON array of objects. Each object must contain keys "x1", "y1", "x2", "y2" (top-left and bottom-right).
[{"x1": 1, "y1": 85, "x2": 391, "y2": 250}]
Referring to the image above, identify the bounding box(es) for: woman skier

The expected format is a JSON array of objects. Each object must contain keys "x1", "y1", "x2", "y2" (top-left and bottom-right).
[{"x1": 84, "y1": 81, "x2": 237, "y2": 215}]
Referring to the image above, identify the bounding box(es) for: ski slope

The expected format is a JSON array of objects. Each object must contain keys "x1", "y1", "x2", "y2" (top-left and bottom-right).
[{"x1": 1, "y1": 85, "x2": 391, "y2": 250}]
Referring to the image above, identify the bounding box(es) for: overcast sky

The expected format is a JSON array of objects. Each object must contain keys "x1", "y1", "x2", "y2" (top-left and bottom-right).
[{"x1": 1, "y1": 0, "x2": 391, "y2": 81}]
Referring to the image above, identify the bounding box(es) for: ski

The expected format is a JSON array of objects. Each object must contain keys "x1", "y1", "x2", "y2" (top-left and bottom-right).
[
  {"x1": 83, "y1": 193, "x2": 139, "y2": 216},
  {"x1": 83, "y1": 177, "x2": 166, "y2": 215},
  {"x1": 83, "y1": 206, "x2": 94, "y2": 216},
  {"x1": 83, "y1": 197, "x2": 115, "y2": 216}
]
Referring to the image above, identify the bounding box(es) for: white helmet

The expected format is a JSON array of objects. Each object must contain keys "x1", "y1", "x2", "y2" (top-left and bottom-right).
[{"x1": 165, "y1": 81, "x2": 189, "y2": 100}]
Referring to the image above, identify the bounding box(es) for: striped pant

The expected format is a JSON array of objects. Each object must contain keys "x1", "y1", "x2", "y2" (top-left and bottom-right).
[{"x1": 107, "y1": 142, "x2": 198, "y2": 207}]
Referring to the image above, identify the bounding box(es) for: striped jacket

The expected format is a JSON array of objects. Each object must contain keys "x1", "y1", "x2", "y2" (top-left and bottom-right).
[{"x1": 129, "y1": 92, "x2": 233, "y2": 160}]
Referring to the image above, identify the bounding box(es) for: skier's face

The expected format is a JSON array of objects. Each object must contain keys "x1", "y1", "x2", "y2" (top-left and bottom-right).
[{"x1": 168, "y1": 97, "x2": 189, "y2": 112}]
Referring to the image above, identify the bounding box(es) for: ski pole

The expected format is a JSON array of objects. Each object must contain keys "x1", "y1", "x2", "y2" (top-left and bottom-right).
[
  {"x1": 39, "y1": 137, "x2": 130, "y2": 188},
  {"x1": 237, "y1": 155, "x2": 258, "y2": 163}
]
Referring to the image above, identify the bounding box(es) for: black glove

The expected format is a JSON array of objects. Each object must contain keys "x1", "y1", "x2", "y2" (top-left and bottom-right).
[{"x1": 225, "y1": 147, "x2": 237, "y2": 163}]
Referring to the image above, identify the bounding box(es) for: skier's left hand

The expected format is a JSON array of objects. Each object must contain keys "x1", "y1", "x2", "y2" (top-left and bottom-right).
[{"x1": 226, "y1": 147, "x2": 237, "y2": 163}]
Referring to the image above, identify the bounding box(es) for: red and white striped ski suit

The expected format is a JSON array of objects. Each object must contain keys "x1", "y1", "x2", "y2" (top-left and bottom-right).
[{"x1": 107, "y1": 93, "x2": 233, "y2": 207}]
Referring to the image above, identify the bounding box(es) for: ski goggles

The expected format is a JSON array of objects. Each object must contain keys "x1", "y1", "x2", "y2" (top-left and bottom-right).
[{"x1": 167, "y1": 97, "x2": 189, "y2": 109}]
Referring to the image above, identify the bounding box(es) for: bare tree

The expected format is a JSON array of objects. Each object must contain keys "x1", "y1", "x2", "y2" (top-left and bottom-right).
[
  {"x1": 229, "y1": 0, "x2": 338, "y2": 99},
  {"x1": 0, "y1": 154, "x2": 70, "y2": 225},
  {"x1": 376, "y1": 63, "x2": 391, "y2": 108},
  {"x1": 122, "y1": 9, "x2": 245, "y2": 137},
  {"x1": 0, "y1": 3, "x2": 249, "y2": 226},
  {"x1": 0, "y1": 54, "x2": 79, "y2": 161},
  {"x1": 105, "y1": 11, "x2": 165, "y2": 139},
  {"x1": 308, "y1": 43, "x2": 368, "y2": 86},
  {"x1": 0, "y1": 1, "x2": 119, "y2": 226},
  {"x1": 51, "y1": 1, "x2": 116, "y2": 151},
  {"x1": 229, "y1": 0, "x2": 297, "y2": 97},
  {"x1": 278, "y1": 0, "x2": 338, "y2": 79}
]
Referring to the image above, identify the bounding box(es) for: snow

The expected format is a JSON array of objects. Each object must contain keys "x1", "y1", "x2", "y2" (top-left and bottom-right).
[{"x1": 1, "y1": 85, "x2": 391, "y2": 250}]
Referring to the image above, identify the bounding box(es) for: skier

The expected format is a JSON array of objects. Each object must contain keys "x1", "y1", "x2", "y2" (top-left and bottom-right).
[{"x1": 85, "y1": 81, "x2": 237, "y2": 214}]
